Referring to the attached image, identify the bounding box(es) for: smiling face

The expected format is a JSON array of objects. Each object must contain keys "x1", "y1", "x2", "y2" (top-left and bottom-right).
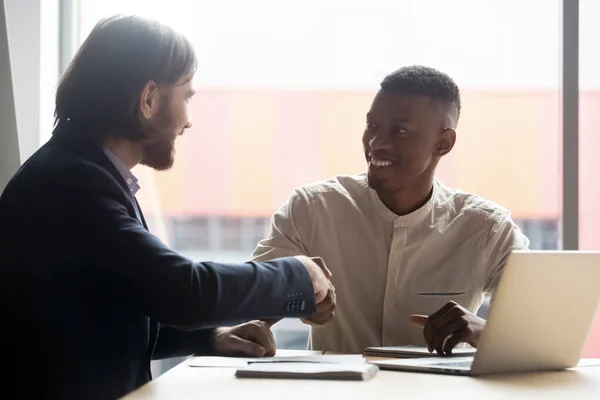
[
  {"x1": 138, "y1": 75, "x2": 195, "y2": 171},
  {"x1": 362, "y1": 89, "x2": 455, "y2": 194}
]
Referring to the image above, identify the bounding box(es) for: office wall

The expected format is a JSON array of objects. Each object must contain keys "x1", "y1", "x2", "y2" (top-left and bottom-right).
[
  {"x1": 3, "y1": 0, "x2": 58, "y2": 163},
  {"x1": 4, "y1": 0, "x2": 41, "y2": 163},
  {"x1": 0, "y1": 0, "x2": 20, "y2": 193}
]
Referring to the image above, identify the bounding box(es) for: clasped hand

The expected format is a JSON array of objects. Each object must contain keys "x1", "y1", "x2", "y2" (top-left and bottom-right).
[{"x1": 293, "y1": 256, "x2": 336, "y2": 326}]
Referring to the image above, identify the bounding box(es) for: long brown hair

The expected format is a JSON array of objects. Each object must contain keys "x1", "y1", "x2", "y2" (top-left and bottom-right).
[{"x1": 54, "y1": 15, "x2": 196, "y2": 142}]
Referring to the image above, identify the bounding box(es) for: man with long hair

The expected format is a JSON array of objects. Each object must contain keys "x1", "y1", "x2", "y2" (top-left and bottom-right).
[{"x1": 0, "y1": 15, "x2": 334, "y2": 399}]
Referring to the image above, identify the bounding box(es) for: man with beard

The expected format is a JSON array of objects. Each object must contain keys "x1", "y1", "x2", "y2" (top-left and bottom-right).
[
  {"x1": 0, "y1": 15, "x2": 334, "y2": 400},
  {"x1": 252, "y1": 65, "x2": 529, "y2": 356}
]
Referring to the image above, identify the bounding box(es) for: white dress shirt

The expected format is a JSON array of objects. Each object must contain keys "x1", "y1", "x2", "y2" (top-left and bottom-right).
[{"x1": 251, "y1": 173, "x2": 530, "y2": 353}]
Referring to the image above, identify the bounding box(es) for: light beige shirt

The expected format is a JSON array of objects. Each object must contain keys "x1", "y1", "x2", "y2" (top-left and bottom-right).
[{"x1": 251, "y1": 173, "x2": 530, "y2": 354}]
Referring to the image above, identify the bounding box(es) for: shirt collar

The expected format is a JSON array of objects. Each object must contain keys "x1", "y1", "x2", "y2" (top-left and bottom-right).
[
  {"x1": 103, "y1": 148, "x2": 140, "y2": 196},
  {"x1": 370, "y1": 179, "x2": 438, "y2": 227}
]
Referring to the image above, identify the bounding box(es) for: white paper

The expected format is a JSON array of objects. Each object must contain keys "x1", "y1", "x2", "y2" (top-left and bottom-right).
[
  {"x1": 189, "y1": 357, "x2": 249, "y2": 368},
  {"x1": 189, "y1": 354, "x2": 365, "y2": 368},
  {"x1": 577, "y1": 358, "x2": 600, "y2": 367}
]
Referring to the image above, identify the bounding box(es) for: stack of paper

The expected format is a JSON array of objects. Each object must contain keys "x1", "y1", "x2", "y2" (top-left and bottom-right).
[
  {"x1": 235, "y1": 362, "x2": 379, "y2": 381},
  {"x1": 363, "y1": 345, "x2": 476, "y2": 358},
  {"x1": 190, "y1": 353, "x2": 377, "y2": 380}
]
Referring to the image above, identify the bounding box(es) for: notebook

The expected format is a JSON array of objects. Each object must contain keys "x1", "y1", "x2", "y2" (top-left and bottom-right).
[
  {"x1": 363, "y1": 345, "x2": 476, "y2": 358},
  {"x1": 235, "y1": 362, "x2": 379, "y2": 381}
]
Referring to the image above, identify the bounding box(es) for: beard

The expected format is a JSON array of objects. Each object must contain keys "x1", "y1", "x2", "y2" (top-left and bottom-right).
[
  {"x1": 140, "y1": 136, "x2": 175, "y2": 171},
  {"x1": 139, "y1": 100, "x2": 177, "y2": 171}
]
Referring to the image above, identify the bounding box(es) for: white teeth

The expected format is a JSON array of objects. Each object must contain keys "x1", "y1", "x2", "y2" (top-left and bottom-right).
[{"x1": 370, "y1": 157, "x2": 394, "y2": 168}]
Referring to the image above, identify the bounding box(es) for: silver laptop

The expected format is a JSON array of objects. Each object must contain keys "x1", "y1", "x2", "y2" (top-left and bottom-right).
[{"x1": 371, "y1": 250, "x2": 600, "y2": 376}]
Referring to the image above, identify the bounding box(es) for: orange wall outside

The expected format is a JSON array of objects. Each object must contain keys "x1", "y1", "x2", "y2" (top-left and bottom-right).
[{"x1": 144, "y1": 89, "x2": 563, "y2": 220}]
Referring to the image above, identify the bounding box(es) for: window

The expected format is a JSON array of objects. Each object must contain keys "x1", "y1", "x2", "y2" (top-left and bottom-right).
[
  {"x1": 70, "y1": 0, "x2": 600, "y2": 359},
  {"x1": 78, "y1": 0, "x2": 562, "y2": 256},
  {"x1": 170, "y1": 216, "x2": 211, "y2": 251},
  {"x1": 580, "y1": 0, "x2": 600, "y2": 357}
]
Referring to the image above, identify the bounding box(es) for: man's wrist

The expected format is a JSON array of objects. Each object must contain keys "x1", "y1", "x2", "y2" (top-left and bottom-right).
[
  {"x1": 469, "y1": 320, "x2": 486, "y2": 347},
  {"x1": 210, "y1": 327, "x2": 224, "y2": 346}
]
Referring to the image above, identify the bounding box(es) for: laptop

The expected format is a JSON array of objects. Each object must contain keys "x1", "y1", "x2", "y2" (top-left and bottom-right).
[
  {"x1": 363, "y1": 345, "x2": 476, "y2": 358},
  {"x1": 370, "y1": 250, "x2": 600, "y2": 376}
]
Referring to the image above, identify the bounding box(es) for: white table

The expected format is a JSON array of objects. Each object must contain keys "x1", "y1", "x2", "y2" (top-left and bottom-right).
[{"x1": 123, "y1": 350, "x2": 600, "y2": 399}]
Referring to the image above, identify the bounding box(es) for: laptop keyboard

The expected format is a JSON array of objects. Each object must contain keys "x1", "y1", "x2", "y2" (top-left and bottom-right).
[{"x1": 432, "y1": 361, "x2": 473, "y2": 368}]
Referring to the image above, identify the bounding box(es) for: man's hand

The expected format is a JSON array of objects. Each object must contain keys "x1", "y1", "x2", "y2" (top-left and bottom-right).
[
  {"x1": 211, "y1": 320, "x2": 276, "y2": 357},
  {"x1": 301, "y1": 283, "x2": 336, "y2": 326},
  {"x1": 294, "y1": 256, "x2": 336, "y2": 326},
  {"x1": 294, "y1": 255, "x2": 333, "y2": 304},
  {"x1": 410, "y1": 301, "x2": 485, "y2": 356}
]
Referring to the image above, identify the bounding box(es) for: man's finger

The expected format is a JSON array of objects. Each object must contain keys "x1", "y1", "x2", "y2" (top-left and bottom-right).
[
  {"x1": 262, "y1": 319, "x2": 281, "y2": 328},
  {"x1": 410, "y1": 314, "x2": 432, "y2": 352},
  {"x1": 310, "y1": 303, "x2": 336, "y2": 325},
  {"x1": 312, "y1": 304, "x2": 335, "y2": 322},
  {"x1": 430, "y1": 307, "x2": 463, "y2": 332},
  {"x1": 315, "y1": 289, "x2": 335, "y2": 311},
  {"x1": 313, "y1": 272, "x2": 330, "y2": 304},
  {"x1": 423, "y1": 304, "x2": 456, "y2": 351},
  {"x1": 314, "y1": 290, "x2": 327, "y2": 303},
  {"x1": 410, "y1": 314, "x2": 428, "y2": 327},
  {"x1": 443, "y1": 328, "x2": 470, "y2": 355},
  {"x1": 301, "y1": 301, "x2": 335, "y2": 326},
  {"x1": 225, "y1": 336, "x2": 266, "y2": 357},
  {"x1": 302, "y1": 313, "x2": 335, "y2": 326},
  {"x1": 303, "y1": 289, "x2": 336, "y2": 325},
  {"x1": 427, "y1": 302, "x2": 457, "y2": 326},
  {"x1": 433, "y1": 317, "x2": 468, "y2": 353},
  {"x1": 315, "y1": 311, "x2": 335, "y2": 325},
  {"x1": 262, "y1": 328, "x2": 277, "y2": 357},
  {"x1": 245, "y1": 321, "x2": 276, "y2": 356},
  {"x1": 311, "y1": 257, "x2": 333, "y2": 278},
  {"x1": 295, "y1": 255, "x2": 330, "y2": 304}
]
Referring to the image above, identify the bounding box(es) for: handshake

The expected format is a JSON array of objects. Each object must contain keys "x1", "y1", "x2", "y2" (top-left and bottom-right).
[{"x1": 295, "y1": 255, "x2": 336, "y2": 326}]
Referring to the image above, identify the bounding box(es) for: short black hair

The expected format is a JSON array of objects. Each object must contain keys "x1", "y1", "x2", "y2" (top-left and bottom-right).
[
  {"x1": 380, "y1": 65, "x2": 461, "y2": 128},
  {"x1": 54, "y1": 15, "x2": 197, "y2": 142}
]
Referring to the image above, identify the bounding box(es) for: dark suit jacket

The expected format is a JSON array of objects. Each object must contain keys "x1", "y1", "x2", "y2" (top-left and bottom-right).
[{"x1": 0, "y1": 128, "x2": 316, "y2": 399}]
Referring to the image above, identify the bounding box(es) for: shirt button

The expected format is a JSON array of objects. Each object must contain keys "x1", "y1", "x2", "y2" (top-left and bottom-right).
[
  {"x1": 387, "y1": 301, "x2": 394, "y2": 308},
  {"x1": 391, "y1": 253, "x2": 399, "y2": 261}
]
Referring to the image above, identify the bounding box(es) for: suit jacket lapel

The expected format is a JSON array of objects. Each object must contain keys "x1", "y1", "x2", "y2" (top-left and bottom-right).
[{"x1": 134, "y1": 197, "x2": 149, "y2": 230}]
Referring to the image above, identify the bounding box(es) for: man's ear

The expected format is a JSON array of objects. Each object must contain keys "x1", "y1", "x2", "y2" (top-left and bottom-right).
[
  {"x1": 434, "y1": 128, "x2": 456, "y2": 157},
  {"x1": 139, "y1": 80, "x2": 160, "y2": 121}
]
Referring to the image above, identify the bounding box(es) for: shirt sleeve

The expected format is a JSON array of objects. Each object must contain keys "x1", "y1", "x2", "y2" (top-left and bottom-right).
[
  {"x1": 251, "y1": 188, "x2": 312, "y2": 262},
  {"x1": 484, "y1": 210, "x2": 531, "y2": 302}
]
